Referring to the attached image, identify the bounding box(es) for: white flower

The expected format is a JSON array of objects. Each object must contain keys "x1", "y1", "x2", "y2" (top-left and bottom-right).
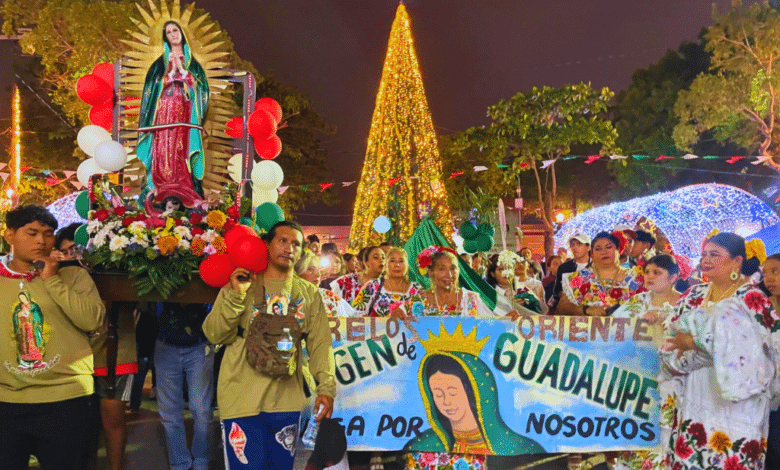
[
  {"x1": 109, "y1": 236, "x2": 130, "y2": 251},
  {"x1": 178, "y1": 238, "x2": 190, "y2": 250},
  {"x1": 93, "y1": 233, "x2": 107, "y2": 249},
  {"x1": 130, "y1": 236, "x2": 149, "y2": 248},
  {"x1": 128, "y1": 221, "x2": 146, "y2": 235},
  {"x1": 173, "y1": 226, "x2": 191, "y2": 239},
  {"x1": 87, "y1": 219, "x2": 102, "y2": 235},
  {"x1": 201, "y1": 230, "x2": 217, "y2": 243},
  {"x1": 203, "y1": 244, "x2": 216, "y2": 255}
]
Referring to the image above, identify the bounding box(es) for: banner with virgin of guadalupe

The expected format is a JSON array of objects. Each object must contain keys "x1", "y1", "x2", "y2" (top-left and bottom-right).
[{"x1": 316, "y1": 315, "x2": 662, "y2": 455}]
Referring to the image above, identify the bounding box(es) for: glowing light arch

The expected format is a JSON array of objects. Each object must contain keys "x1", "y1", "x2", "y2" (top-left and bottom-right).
[{"x1": 554, "y1": 184, "x2": 779, "y2": 258}]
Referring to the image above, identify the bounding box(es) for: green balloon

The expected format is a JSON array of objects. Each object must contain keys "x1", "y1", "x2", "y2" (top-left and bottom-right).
[
  {"x1": 74, "y1": 224, "x2": 89, "y2": 247},
  {"x1": 255, "y1": 202, "x2": 285, "y2": 231},
  {"x1": 75, "y1": 191, "x2": 90, "y2": 219},
  {"x1": 239, "y1": 217, "x2": 254, "y2": 226}
]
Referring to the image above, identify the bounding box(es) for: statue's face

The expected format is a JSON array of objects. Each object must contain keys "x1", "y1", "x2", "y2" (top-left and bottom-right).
[{"x1": 165, "y1": 23, "x2": 183, "y2": 46}]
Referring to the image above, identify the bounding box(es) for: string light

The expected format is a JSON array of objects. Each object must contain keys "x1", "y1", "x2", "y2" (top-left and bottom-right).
[
  {"x1": 349, "y1": 3, "x2": 452, "y2": 248},
  {"x1": 10, "y1": 85, "x2": 21, "y2": 191},
  {"x1": 46, "y1": 192, "x2": 86, "y2": 228},
  {"x1": 554, "y1": 183, "x2": 779, "y2": 259}
]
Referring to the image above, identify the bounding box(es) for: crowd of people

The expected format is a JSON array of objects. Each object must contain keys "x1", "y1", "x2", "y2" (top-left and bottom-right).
[{"x1": 1, "y1": 203, "x2": 780, "y2": 470}]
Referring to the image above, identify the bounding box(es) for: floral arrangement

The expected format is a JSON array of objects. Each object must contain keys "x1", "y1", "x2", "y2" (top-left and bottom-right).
[
  {"x1": 497, "y1": 250, "x2": 522, "y2": 280},
  {"x1": 83, "y1": 180, "x2": 252, "y2": 298},
  {"x1": 416, "y1": 245, "x2": 457, "y2": 275}
]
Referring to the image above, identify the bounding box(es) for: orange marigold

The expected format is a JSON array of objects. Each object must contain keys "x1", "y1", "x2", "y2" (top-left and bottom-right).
[
  {"x1": 212, "y1": 235, "x2": 227, "y2": 254},
  {"x1": 206, "y1": 210, "x2": 227, "y2": 229},
  {"x1": 709, "y1": 430, "x2": 731, "y2": 454},
  {"x1": 190, "y1": 237, "x2": 208, "y2": 256},
  {"x1": 157, "y1": 235, "x2": 179, "y2": 256}
]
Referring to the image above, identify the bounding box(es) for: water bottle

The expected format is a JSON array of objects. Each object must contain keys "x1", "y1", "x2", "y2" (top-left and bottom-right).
[
  {"x1": 277, "y1": 328, "x2": 294, "y2": 360},
  {"x1": 302, "y1": 404, "x2": 324, "y2": 447}
]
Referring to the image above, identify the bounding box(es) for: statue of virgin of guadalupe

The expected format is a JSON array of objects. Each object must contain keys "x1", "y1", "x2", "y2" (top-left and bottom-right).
[{"x1": 137, "y1": 20, "x2": 209, "y2": 214}]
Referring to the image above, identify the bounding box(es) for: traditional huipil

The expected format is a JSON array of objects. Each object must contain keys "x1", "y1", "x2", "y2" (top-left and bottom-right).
[
  {"x1": 661, "y1": 283, "x2": 779, "y2": 470},
  {"x1": 330, "y1": 272, "x2": 367, "y2": 304},
  {"x1": 562, "y1": 266, "x2": 645, "y2": 312},
  {"x1": 351, "y1": 279, "x2": 424, "y2": 317}
]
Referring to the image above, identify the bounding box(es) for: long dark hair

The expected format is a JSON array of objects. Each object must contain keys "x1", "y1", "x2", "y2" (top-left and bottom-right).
[
  {"x1": 706, "y1": 232, "x2": 760, "y2": 276},
  {"x1": 591, "y1": 231, "x2": 621, "y2": 252},
  {"x1": 485, "y1": 260, "x2": 499, "y2": 288},
  {"x1": 759, "y1": 253, "x2": 780, "y2": 296},
  {"x1": 424, "y1": 354, "x2": 481, "y2": 444}
]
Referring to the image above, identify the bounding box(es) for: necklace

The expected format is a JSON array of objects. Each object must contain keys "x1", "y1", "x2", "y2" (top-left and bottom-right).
[
  {"x1": 704, "y1": 280, "x2": 743, "y2": 305},
  {"x1": 434, "y1": 288, "x2": 461, "y2": 312},
  {"x1": 593, "y1": 265, "x2": 625, "y2": 288},
  {"x1": 385, "y1": 278, "x2": 409, "y2": 293}
]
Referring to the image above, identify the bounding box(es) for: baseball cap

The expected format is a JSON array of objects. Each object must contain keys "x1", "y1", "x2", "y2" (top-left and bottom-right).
[{"x1": 569, "y1": 233, "x2": 591, "y2": 245}]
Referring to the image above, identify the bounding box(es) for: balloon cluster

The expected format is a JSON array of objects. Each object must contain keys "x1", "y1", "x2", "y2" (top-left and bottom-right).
[
  {"x1": 76, "y1": 63, "x2": 115, "y2": 131},
  {"x1": 459, "y1": 221, "x2": 495, "y2": 254},
  {"x1": 247, "y1": 97, "x2": 283, "y2": 160},
  {"x1": 199, "y1": 225, "x2": 269, "y2": 287},
  {"x1": 75, "y1": 125, "x2": 127, "y2": 187}
]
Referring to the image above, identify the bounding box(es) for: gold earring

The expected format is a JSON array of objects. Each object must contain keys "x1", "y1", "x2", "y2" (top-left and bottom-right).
[{"x1": 730, "y1": 271, "x2": 739, "y2": 281}]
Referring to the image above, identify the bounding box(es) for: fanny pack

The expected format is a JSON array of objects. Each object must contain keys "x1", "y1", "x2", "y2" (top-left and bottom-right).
[{"x1": 244, "y1": 283, "x2": 305, "y2": 377}]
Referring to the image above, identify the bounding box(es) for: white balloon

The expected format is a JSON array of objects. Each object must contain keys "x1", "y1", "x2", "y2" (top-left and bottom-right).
[
  {"x1": 77, "y1": 125, "x2": 111, "y2": 157},
  {"x1": 77, "y1": 158, "x2": 106, "y2": 187},
  {"x1": 94, "y1": 140, "x2": 128, "y2": 172},
  {"x1": 251, "y1": 160, "x2": 284, "y2": 190},
  {"x1": 228, "y1": 154, "x2": 244, "y2": 183},
  {"x1": 252, "y1": 188, "x2": 279, "y2": 207}
]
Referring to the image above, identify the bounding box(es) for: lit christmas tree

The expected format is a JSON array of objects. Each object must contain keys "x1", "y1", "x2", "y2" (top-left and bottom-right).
[{"x1": 349, "y1": 3, "x2": 452, "y2": 248}]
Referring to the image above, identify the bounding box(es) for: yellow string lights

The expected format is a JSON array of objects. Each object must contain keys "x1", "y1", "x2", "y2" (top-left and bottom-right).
[
  {"x1": 8, "y1": 85, "x2": 21, "y2": 194},
  {"x1": 349, "y1": 3, "x2": 452, "y2": 249}
]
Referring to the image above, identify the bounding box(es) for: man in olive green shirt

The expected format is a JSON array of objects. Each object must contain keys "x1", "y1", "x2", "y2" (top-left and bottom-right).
[{"x1": 203, "y1": 220, "x2": 335, "y2": 470}]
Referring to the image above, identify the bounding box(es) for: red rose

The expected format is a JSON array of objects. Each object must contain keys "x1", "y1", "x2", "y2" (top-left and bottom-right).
[
  {"x1": 94, "y1": 208, "x2": 109, "y2": 222},
  {"x1": 121, "y1": 217, "x2": 134, "y2": 227},
  {"x1": 173, "y1": 218, "x2": 183, "y2": 226},
  {"x1": 672, "y1": 463, "x2": 683, "y2": 470},
  {"x1": 189, "y1": 213, "x2": 203, "y2": 224},
  {"x1": 226, "y1": 205, "x2": 240, "y2": 220},
  {"x1": 88, "y1": 192, "x2": 97, "y2": 202},
  {"x1": 610, "y1": 287, "x2": 623, "y2": 299},
  {"x1": 724, "y1": 455, "x2": 748, "y2": 470},
  {"x1": 741, "y1": 439, "x2": 762, "y2": 462},
  {"x1": 744, "y1": 290, "x2": 769, "y2": 313},
  {"x1": 687, "y1": 422, "x2": 707, "y2": 447},
  {"x1": 674, "y1": 435, "x2": 693, "y2": 460},
  {"x1": 191, "y1": 227, "x2": 204, "y2": 236},
  {"x1": 223, "y1": 218, "x2": 236, "y2": 232},
  {"x1": 113, "y1": 206, "x2": 127, "y2": 217},
  {"x1": 687, "y1": 296, "x2": 704, "y2": 308},
  {"x1": 579, "y1": 283, "x2": 591, "y2": 295},
  {"x1": 634, "y1": 275, "x2": 645, "y2": 286},
  {"x1": 134, "y1": 213, "x2": 147, "y2": 222}
]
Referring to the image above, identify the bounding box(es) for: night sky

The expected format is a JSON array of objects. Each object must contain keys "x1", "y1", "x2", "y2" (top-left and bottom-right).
[{"x1": 0, "y1": 0, "x2": 759, "y2": 219}]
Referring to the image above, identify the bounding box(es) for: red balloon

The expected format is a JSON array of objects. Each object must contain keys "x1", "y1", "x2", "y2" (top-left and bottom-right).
[
  {"x1": 76, "y1": 74, "x2": 113, "y2": 106},
  {"x1": 229, "y1": 235, "x2": 268, "y2": 273},
  {"x1": 255, "y1": 97, "x2": 283, "y2": 124},
  {"x1": 199, "y1": 253, "x2": 236, "y2": 287},
  {"x1": 247, "y1": 109, "x2": 277, "y2": 141},
  {"x1": 89, "y1": 102, "x2": 113, "y2": 131},
  {"x1": 91, "y1": 62, "x2": 115, "y2": 88},
  {"x1": 225, "y1": 224, "x2": 257, "y2": 252},
  {"x1": 226, "y1": 117, "x2": 244, "y2": 138},
  {"x1": 253, "y1": 134, "x2": 283, "y2": 160}
]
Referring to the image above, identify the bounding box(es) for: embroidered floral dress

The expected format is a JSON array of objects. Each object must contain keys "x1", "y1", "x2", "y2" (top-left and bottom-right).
[
  {"x1": 330, "y1": 272, "x2": 368, "y2": 304},
  {"x1": 563, "y1": 267, "x2": 645, "y2": 310},
  {"x1": 613, "y1": 292, "x2": 682, "y2": 470},
  {"x1": 351, "y1": 279, "x2": 424, "y2": 317},
  {"x1": 661, "y1": 283, "x2": 780, "y2": 470},
  {"x1": 319, "y1": 288, "x2": 357, "y2": 317},
  {"x1": 407, "y1": 288, "x2": 494, "y2": 318}
]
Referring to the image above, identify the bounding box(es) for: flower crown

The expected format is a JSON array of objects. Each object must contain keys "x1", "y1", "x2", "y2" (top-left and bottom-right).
[
  {"x1": 417, "y1": 246, "x2": 457, "y2": 275},
  {"x1": 672, "y1": 253, "x2": 693, "y2": 280}
]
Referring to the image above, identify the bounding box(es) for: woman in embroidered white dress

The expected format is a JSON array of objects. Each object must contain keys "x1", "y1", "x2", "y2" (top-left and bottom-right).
[
  {"x1": 352, "y1": 247, "x2": 424, "y2": 317},
  {"x1": 612, "y1": 253, "x2": 685, "y2": 470},
  {"x1": 662, "y1": 233, "x2": 778, "y2": 470},
  {"x1": 486, "y1": 251, "x2": 543, "y2": 317},
  {"x1": 331, "y1": 246, "x2": 386, "y2": 304}
]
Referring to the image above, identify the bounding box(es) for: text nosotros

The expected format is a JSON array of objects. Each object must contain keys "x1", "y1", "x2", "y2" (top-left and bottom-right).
[{"x1": 527, "y1": 413, "x2": 656, "y2": 442}]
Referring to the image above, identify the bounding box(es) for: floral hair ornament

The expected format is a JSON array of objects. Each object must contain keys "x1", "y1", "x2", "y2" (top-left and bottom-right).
[
  {"x1": 744, "y1": 239, "x2": 767, "y2": 265},
  {"x1": 497, "y1": 250, "x2": 522, "y2": 280},
  {"x1": 417, "y1": 245, "x2": 457, "y2": 275},
  {"x1": 611, "y1": 230, "x2": 628, "y2": 253},
  {"x1": 672, "y1": 253, "x2": 693, "y2": 280}
]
